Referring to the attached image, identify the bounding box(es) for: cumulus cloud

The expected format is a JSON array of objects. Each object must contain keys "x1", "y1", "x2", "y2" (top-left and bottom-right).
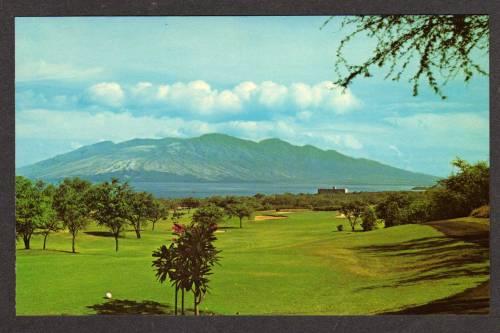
[
  {"x1": 79, "y1": 80, "x2": 361, "y2": 116},
  {"x1": 87, "y1": 82, "x2": 125, "y2": 108},
  {"x1": 290, "y1": 81, "x2": 360, "y2": 113}
]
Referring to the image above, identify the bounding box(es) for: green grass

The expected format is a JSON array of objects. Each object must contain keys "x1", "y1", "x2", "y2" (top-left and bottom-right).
[{"x1": 16, "y1": 210, "x2": 489, "y2": 315}]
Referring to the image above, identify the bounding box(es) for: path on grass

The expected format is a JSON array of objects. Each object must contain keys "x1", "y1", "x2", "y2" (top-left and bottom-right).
[{"x1": 385, "y1": 218, "x2": 489, "y2": 314}]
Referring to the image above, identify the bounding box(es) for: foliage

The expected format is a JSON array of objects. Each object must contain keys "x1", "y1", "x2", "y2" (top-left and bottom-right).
[
  {"x1": 470, "y1": 205, "x2": 489, "y2": 218},
  {"x1": 37, "y1": 184, "x2": 63, "y2": 250},
  {"x1": 192, "y1": 204, "x2": 224, "y2": 227},
  {"x1": 384, "y1": 201, "x2": 402, "y2": 228},
  {"x1": 339, "y1": 201, "x2": 365, "y2": 231},
  {"x1": 15, "y1": 176, "x2": 45, "y2": 249},
  {"x1": 325, "y1": 15, "x2": 489, "y2": 99},
  {"x1": 151, "y1": 199, "x2": 169, "y2": 231},
  {"x1": 127, "y1": 191, "x2": 156, "y2": 239},
  {"x1": 53, "y1": 177, "x2": 91, "y2": 253},
  {"x1": 152, "y1": 216, "x2": 220, "y2": 316},
  {"x1": 438, "y1": 158, "x2": 489, "y2": 213},
  {"x1": 86, "y1": 178, "x2": 131, "y2": 252},
  {"x1": 361, "y1": 206, "x2": 377, "y2": 231},
  {"x1": 226, "y1": 203, "x2": 254, "y2": 228},
  {"x1": 181, "y1": 197, "x2": 201, "y2": 212}
]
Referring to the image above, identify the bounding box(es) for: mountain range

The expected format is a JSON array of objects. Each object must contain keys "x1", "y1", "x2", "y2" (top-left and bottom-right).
[{"x1": 17, "y1": 133, "x2": 439, "y2": 185}]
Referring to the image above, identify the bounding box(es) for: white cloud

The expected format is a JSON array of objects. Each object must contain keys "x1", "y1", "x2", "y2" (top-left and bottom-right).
[
  {"x1": 389, "y1": 145, "x2": 403, "y2": 157},
  {"x1": 16, "y1": 109, "x2": 213, "y2": 142},
  {"x1": 234, "y1": 81, "x2": 258, "y2": 100},
  {"x1": 258, "y1": 81, "x2": 288, "y2": 108},
  {"x1": 16, "y1": 60, "x2": 103, "y2": 82},
  {"x1": 88, "y1": 80, "x2": 361, "y2": 116},
  {"x1": 343, "y1": 134, "x2": 363, "y2": 150},
  {"x1": 87, "y1": 82, "x2": 125, "y2": 108},
  {"x1": 290, "y1": 81, "x2": 360, "y2": 114},
  {"x1": 16, "y1": 109, "x2": 366, "y2": 155}
]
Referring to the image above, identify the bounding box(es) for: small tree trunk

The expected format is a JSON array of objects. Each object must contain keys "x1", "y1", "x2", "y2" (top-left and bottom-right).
[
  {"x1": 181, "y1": 289, "x2": 185, "y2": 315},
  {"x1": 43, "y1": 233, "x2": 49, "y2": 250},
  {"x1": 194, "y1": 293, "x2": 200, "y2": 316},
  {"x1": 23, "y1": 234, "x2": 30, "y2": 250},
  {"x1": 72, "y1": 232, "x2": 76, "y2": 253},
  {"x1": 135, "y1": 221, "x2": 141, "y2": 239},
  {"x1": 152, "y1": 221, "x2": 156, "y2": 231},
  {"x1": 174, "y1": 285, "x2": 178, "y2": 315},
  {"x1": 239, "y1": 217, "x2": 242, "y2": 228},
  {"x1": 115, "y1": 234, "x2": 119, "y2": 252}
]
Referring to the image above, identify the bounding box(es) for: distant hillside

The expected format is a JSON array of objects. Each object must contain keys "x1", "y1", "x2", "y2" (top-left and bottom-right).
[{"x1": 17, "y1": 133, "x2": 439, "y2": 185}]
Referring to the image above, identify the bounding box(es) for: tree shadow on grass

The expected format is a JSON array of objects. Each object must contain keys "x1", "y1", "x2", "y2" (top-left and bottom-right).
[
  {"x1": 87, "y1": 299, "x2": 216, "y2": 315},
  {"x1": 353, "y1": 235, "x2": 489, "y2": 290},
  {"x1": 84, "y1": 231, "x2": 125, "y2": 238},
  {"x1": 87, "y1": 299, "x2": 173, "y2": 315}
]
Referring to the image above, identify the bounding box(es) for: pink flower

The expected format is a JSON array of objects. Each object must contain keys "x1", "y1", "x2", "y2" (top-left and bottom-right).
[{"x1": 172, "y1": 223, "x2": 185, "y2": 234}]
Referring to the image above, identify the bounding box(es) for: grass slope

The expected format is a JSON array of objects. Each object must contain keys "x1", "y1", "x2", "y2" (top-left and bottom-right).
[{"x1": 16, "y1": 211, "x2": 489, "y2": 315}]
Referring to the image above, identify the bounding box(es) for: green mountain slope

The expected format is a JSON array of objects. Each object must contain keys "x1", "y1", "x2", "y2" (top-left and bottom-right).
[{"x1": 17, "y1": 133, "x2": 439, "y2": 185}]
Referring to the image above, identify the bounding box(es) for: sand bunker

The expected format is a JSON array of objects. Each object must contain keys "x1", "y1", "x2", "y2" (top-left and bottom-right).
[{"x1": 254, "y1": 215, "x2": 288, "y2": 221}]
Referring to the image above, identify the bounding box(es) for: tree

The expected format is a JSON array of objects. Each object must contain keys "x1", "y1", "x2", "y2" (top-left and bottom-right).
[
  {"x1": 15, "y1": 176, "x2": 44, "y2": 249},
  {"x1": 38, "y1": 184, "x2": 63, "y2": 250},
  {"x1": 152, "y1": 220, "x2": 220, "y2": 316},
  {"x1": 180, "y1": 222, "x2": 220, "y2": 315},
  {"x1": 151, "y1": 199, "x2": 169, "y2": 231},
  {"x1": 192, "y1": 204, "x2": 224, "y2": 227},
  {"x1": 87, "y1": 179, "x2": 131, "y2": 252},
  {"x1": 375, "y1": 193, "x2": 410, "y2": 221},
  {"x1": 339, "y1": 201, "x2": 364, "y2": 231},
  {"x1": 181, "y1": 197, "x2": 200, "y2": 213},
  {"x1": 152, "y1": 241, "x2": 183, "y2": 315},
  {"x1": 384, "y1": 201, "x2": 402, "y2": 228},
  {"x1": 438, "y1": 158, "x2": 489, "y2": 212},
  {"x1": 361, "y1": 206, "x2": 377, "y2": 231},
  {"x1": 127, "y1": 191, "x2": 155, "y2": 239},
  {"x1": 325, "y1": 15, "x2": 489, "y2": 99},
  {"x1": 227, "y1": 203, "x2": 254, "y2": 228},
  {"x1": 53, "y1": 177, "x2": 91, "y2": 253}
]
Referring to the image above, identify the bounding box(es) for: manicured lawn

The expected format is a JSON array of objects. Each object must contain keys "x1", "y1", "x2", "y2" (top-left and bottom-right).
[{"x1": 16, "y1": 211, "x2": 489, "y2": 315}]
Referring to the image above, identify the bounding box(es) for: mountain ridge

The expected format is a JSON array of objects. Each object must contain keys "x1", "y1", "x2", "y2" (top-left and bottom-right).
[{"x1": 17, "y1": 133, "x2": 439, "y2": 186}]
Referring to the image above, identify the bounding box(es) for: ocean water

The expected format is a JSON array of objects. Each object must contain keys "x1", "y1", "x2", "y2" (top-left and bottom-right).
[{"x1": 129, "y1": 182, "x2": 416, "y2": 199}]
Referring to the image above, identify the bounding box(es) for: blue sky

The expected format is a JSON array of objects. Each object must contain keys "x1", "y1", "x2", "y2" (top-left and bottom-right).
[{"x1": 15, "y1": 16, "x2": 489, "y2": 176}]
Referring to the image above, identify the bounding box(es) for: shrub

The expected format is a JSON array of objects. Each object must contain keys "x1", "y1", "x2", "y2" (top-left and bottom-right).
[
  {"x1": 337, "y1": 224, "x2": 344, "y2": 232},
  {"x1": 470, "y1": 205, "x2": 489, "y2": 218},
  {"x1": 361, "y1": 206, "x2": 377, "y2": 231}
]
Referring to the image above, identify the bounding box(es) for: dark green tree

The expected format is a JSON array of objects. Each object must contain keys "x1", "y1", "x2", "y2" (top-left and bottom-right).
[
  {"x1": 153, "y1": 220, "x2": 220, "y2": 316},
  {"x1": 53, "y1": 177, "x2": 91, "y2": 253},
  {"x1": 38, "y1": 184, "x2": 63, "y2": 250},
  {"x1": 151, "y1": 199, "x2": 169, "y2": 231},
  {"x1": 339, "y1": 201, "x2": 365, "y2": 231},
  {"x1": 128, "y1": 191, "x2": 155, "y2": 239},
  {"x1": 87, "y1": 179, "x2": 131, "y2": 252},
  {"x1": 361, "y1": 206, "x2": 377, "y2": 231},
  {"x1": 325, "y1": 15, "x2": 489, "y2": 99},
  {"x1": 15, "y1": 176, "x2": 44, "y2": 249},
  {"x1": 226, "y1": 203, "x2": 254, "y2": 228},
  {"x1": 192, "y1": 204, "x2": 224, "y2": 227},
  {"x1": 384, "y1": 201, "x2": 402, "y2": 228},
  {"x1": 181, "y1": 197, "x2": 200, "y2": 213}
]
